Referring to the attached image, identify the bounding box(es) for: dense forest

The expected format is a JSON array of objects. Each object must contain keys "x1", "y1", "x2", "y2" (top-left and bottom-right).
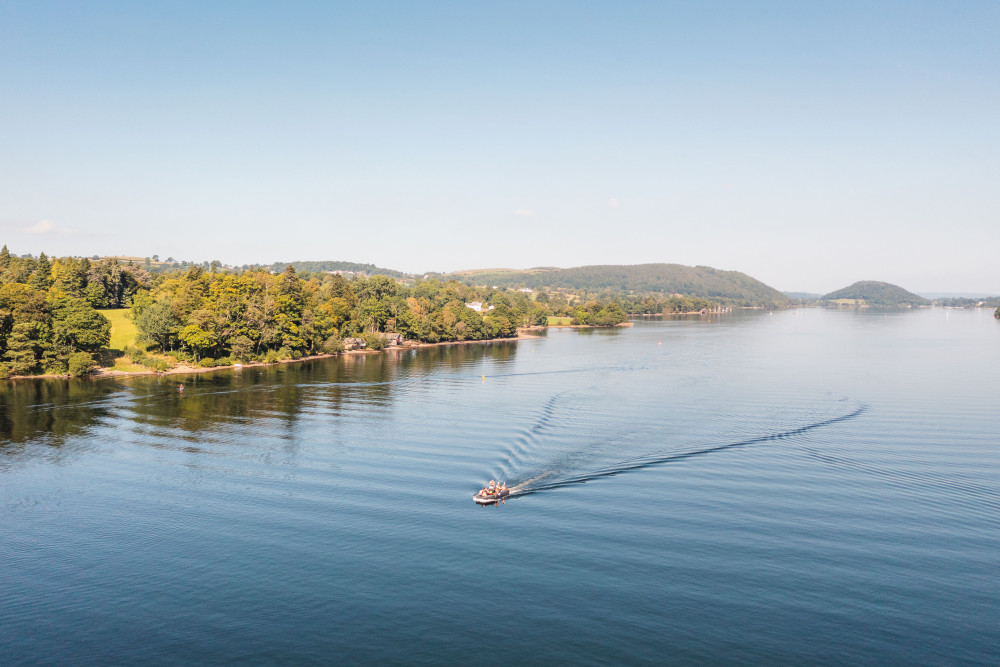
[
  {"x1": 821, "y1": 281, "x2": 931, "y2": 307},
  {"x1": 132, "y1": 268, "x2": 540, "y2": 363},
  {"x1": 437, "y1": 263, "x2": 790, "y2": 308}
]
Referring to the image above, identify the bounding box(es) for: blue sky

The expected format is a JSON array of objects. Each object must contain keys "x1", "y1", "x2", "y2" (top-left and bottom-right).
[{"x1": 1, "y1": 1, "x2": 997, "y2": 293}]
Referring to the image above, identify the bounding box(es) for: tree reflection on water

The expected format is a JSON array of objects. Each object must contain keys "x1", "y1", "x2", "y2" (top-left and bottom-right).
[{"x1": 0, "y1": 341, "x2": 520, "y2": 465}]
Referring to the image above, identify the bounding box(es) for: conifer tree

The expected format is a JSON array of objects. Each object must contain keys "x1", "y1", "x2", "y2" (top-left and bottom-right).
[
  {"x1": 4, "y1": 321, "x2": 43, "y2": 375},
  {"x1": 29, "y1": 252, "x2": 53, "y2": 291}
]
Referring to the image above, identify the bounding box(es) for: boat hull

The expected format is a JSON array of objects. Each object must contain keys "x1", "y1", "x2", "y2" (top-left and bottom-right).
[{"x1": 474, "y1": 489, "x2": 510, "y2": 505}]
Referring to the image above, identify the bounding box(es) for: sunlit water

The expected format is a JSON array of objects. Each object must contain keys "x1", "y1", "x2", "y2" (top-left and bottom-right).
[{"x1": 2, "y1": 309, "x2": 998, "y2": 664}]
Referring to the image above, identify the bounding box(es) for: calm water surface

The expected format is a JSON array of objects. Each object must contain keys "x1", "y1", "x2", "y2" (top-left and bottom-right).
[{"x1": 2, "y1": 309, "x2": 998, "y2": 664}]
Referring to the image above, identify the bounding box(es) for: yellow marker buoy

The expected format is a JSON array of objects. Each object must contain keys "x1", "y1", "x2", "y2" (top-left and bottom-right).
[{"x1": 482, "y1": 375, "x2": 486, "y2": 383}]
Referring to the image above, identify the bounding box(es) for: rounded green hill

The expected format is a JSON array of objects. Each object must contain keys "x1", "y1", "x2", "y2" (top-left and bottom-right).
[{"x1": 821, "y1": 281, "x2": 930, "y2": 307}]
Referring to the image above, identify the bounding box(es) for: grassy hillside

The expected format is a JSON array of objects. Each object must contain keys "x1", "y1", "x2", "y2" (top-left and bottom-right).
[
  {"x1": 104, "y1": 308, "x2": 138, "y2": 350},
  {"x1": 444, "y1": 263, "x2": 789, "y2": 307},
  {"x1": 821, "y1": 281, "x2": 930, "y2": 307}
]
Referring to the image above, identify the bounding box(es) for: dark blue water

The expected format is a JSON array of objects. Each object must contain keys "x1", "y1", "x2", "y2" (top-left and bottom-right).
[{"x1": 2, "y1": 309, "x2": 998, "y2": 664}]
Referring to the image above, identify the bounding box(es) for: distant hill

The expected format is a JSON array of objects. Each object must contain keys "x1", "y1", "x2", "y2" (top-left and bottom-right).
[
  {"x1": 784, "y1": 291, "x2": 821, "y2": 300},
  {"x1": 441, "y1": 263, "x2": 790, "y2": 307},
  {"x1": 821, "y1": 281, "x2": 930, "y2": 307},
  {"x1": 267, "y1": 260, "x2": 409, "y2": 278}
]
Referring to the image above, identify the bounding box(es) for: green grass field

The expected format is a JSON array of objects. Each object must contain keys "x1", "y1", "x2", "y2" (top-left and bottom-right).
[
  {"x1": 547, "y1": 316, "x2": 573, "y2": 326},
  {"x1": 104, "y1": 308, "x2": 138, "y2": 350}
]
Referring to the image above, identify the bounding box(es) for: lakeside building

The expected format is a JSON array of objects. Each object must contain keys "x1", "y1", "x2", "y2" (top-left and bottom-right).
[{"x1": 465, "y1": 301, "x2": 494, "y2": 313}]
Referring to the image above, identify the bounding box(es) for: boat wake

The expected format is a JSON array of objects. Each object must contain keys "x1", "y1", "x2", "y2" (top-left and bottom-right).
[{"x1": 504, "y1": 404, "x2": 868, "y2": 499}]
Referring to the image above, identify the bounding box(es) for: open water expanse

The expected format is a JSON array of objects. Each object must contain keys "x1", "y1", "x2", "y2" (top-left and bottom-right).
[{"x1": 1, "y1": 308, "x2": 998, "y2": 664}]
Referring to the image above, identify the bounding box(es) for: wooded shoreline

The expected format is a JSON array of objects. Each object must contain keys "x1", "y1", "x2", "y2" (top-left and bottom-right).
[{"x1": 0, "y1": 249, "x2": 785, "y2": 382}]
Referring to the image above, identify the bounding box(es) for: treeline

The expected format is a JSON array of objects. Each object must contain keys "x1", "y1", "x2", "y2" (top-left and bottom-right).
[
  {"x1": 0, "y1": 246, "x2": 145, "y2": 377},
  {"x1": 935, "y1": 296, "x2": 1000, "y2": 308},
  {"x1": 130, "y1": 257, "x2": 413, "y2": 277},
  {"x1": 136, "y1": 270, "x2": 512, "y2": 363},
  {"x1": 617, "y1": 293, "x2": 723, "y2": 314}
]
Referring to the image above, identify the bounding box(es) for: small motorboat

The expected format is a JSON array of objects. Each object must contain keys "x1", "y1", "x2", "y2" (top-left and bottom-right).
[{"x1": 474, "y1": 486, "x2": 510, "y2": 505}]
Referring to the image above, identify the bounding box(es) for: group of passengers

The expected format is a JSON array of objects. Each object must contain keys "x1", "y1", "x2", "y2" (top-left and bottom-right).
[{"x1": 481, "y1": 479, "x2": 508, "y2": 496}]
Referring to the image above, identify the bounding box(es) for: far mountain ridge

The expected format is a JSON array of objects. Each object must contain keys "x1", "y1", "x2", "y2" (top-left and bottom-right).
[{"x1": 434, "y1": 263, "x2": 790, "y2": 308}]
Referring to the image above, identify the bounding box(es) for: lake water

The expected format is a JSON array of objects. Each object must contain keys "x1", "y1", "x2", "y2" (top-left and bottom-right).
[{"x1": 2, "y1": 308, "x2": 998, "y2": 664}]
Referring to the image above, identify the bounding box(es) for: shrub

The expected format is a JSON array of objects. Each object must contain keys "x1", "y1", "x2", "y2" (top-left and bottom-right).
[
  {"x1": 68, "y1": 352, "x2": 97, "y2": 377},
  {"x1": 149, "y1": 359, "x2": 170, "y2": 372},
  {"x1": 229, "y1": 335, "x2": 254, "y2": 362},
  {"x1": 44, "y1": 360, "x2": 69, "y2": 375},
  {"x1": 0, "y1": 363, "x2": 10, "y2": 380},
  {"x1": 264, "y1": 350, "x2": 280, "y2": 364},
  {"x1": 276, "y1": 346, "x2": 294, "y2": 361},
  {"x1": 214, "y1": 356, "x2": 234, "y2": 367},
  {"x1": 322, "y1": 336, "x2": 344, "y2": 354},
  {"x1": 125, "y1": 345, "x2": 149, "y2": 365},
  {"x1": 199, "y1": 357, "x2": 216, "y2": 368},
  {"x1": 362, "y1": 333, "x2": 387, "y2": 350}
]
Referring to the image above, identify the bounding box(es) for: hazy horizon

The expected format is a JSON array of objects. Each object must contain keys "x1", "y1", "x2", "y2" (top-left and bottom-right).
[{"x1": 2, "y1": 2, "x2": 997, "y2": 294}]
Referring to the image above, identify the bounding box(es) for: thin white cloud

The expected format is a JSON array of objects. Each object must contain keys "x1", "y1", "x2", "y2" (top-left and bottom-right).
[
  {"x1": 25, "y1": 219, "x2": 56, "y2": 234},
  {"x1": 607, "y1": 198, "x2": 620, "y2": 208},
  {"x1": 514, "y1": 209, "x2": 536, "y2": 217},
  {"x1": 22, "y1": 219, "x2": 77, "y2": 236}
]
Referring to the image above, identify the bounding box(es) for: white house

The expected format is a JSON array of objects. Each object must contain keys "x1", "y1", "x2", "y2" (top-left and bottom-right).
[{"x1": 465, "y1": 301, "x2": 495, "y2": 312}]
